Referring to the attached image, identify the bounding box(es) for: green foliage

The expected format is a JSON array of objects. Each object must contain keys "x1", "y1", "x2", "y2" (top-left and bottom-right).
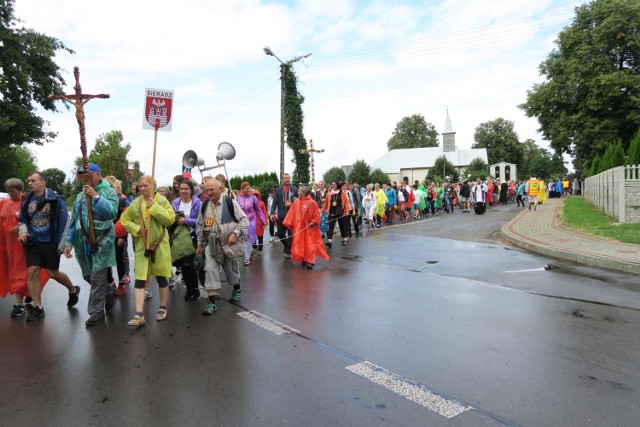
[
  {"x1": 229, "y1": 171, "x2": 279, "y2": 202},
  {"x1": 322, "y1": 167, "x2": 347, "y2": 185},
  {"x1": 88, "y1": 130, "x2": 134, "y2": 192},
  {"x1": 426, "y1": 156, "x2": 457, "y2": 182},
  {"x1": 464, "y1": 157, "x2": 489, "y2": 180},
  {"x1": 282, "y1": 64, "x2": 310, "y2": 184},
  {"x1": 369, "y1": 168, "x2": 390, "y2": 186},
  {"x1": 347, "y1": 159, "x2": 371, "y2": 186},
  {"x1": 519, "y1": 0, "x2": 640, "y2": 170},
  {"x1": 528, "y1": 150, "x2": 568, "y2": 181},
  {"x1": 589, "y1": 156, "x2": 601, "y2": 176},
  {"x1": 41, "y1": 167, "x2": 66, "y2": 194},
  {"x1": 0, "y1": 0, "x2": 74, "y2": 148},
  {"x1": 0, "y1": 144, "x2": 38, "y2": 188},
  {"x1": 520, "y1": 138, "x2": 543, "y2": 178},
  {"x1": 628, "y1": 129, "x2": 640, "y2": 165},
  {"x1": 387, "y1": 114, "x2": 439, "y2": 150},
  {"x1": 472, "y1": 118, "x2": 524, "y2": 172}
]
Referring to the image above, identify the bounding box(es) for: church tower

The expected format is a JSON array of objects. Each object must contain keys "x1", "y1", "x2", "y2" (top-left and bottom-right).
[{"x1": 442, "y1": 110, "x2": 456, "y2": 152}]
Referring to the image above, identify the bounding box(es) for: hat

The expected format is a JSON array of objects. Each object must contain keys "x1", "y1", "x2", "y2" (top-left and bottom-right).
[
  {"x1": 182, "y1": 171, "x2": 192, "y2": 179},
  {"x1": 88, "y1": 163, "x2": 101, "y2": 173}
]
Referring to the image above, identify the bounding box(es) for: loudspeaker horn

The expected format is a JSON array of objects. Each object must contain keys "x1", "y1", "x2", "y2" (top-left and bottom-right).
[
  {"x1": 182, "y1": 150, "x2": 205, "y2": 169},
  {"x1": 216, "y1": 142, "x2": 236, "y2": 161}
]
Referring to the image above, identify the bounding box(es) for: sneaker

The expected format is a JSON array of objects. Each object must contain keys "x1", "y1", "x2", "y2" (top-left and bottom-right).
[
  {"x1": 85, "y1": 314, "x2": 103, "y2": 327},
  {"x1": 284, "y1": 253, "x2": 292, "y2": 259},
  {"x1": 115, "y1": 284, "x2": 127, "y2": 296},
  {"x1": 168, "y1": 277, "x2": 176, "y2": 290},
  {"x1": 230, "y1": 286, "x2": 241, "y2": 302},
  {"x1": 305, "y1": 263, "x2": 314, "y2": 270},
  {"x1": 243, "y1": 259, "x2": 251, "y2": 266},
  {"x1": 122, "y1": 274, "x2": 131, "y2": 284},
  {"x1": 26, "y1": 306, "x2": 45, "y2": 321},
  {"x1": 144, "y1": 289, "x2": 153, "y2": 300},
  {"x1": 105, "y1": 287, "x2": 115, "y2": 313},
  {"x1": 202, "y1": 302, "x2": 217, "y2": 316},
  {"x1": 67, "y1": 286, "x2": 81, "y2": 308},
  {"x1": 11, "y1": 304, "x2": 25, "y2": 318}
]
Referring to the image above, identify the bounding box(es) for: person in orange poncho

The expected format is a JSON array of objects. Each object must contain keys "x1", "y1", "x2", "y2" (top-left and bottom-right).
[
  {"x1": 0, "y1": 178, "x2": 48, "y2": 317},
  {"x1": 283, "y1": 186, "x2": 329, "y2": 269}
]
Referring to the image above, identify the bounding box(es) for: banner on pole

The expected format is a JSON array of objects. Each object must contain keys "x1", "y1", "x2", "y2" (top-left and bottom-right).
[{"x1": 143, "y1": 88, "x2": 174, "y2": 131}]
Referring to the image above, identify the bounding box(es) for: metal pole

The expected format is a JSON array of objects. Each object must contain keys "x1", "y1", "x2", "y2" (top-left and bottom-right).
[{"x1": 280, "y1": 63, "x2": 285, "y2": 183}]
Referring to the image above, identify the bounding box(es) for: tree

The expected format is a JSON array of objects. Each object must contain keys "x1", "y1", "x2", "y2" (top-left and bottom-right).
[
  {"x1": 0, "y1": 144, "x2": 38, "y2": 187},
  {"x1": 520, "y1": 138, "x2": 543, "y2": 178},
  {"x1": 426, "y1": 156, "x2": 457, "y2": 182},
  {"x1": 322, "y1": 166, "x2": 346, "y2": 185},
  {"x1": 528, "y1": 150, "x2": 568, "y2": 180},
  {"x1": 519, "y1": 0, "x2": 640, "y2": 171},
  {"x1": 628, "y1": 129, "x2": 640, "y2": 165},
  {"x1": 87, "y1": 130, "x2": 133, "y2": 188},
  {"x1": 42, "y1": 167, "x2": 66, "y2": 194},
  {"x1": 283, "y1": 64, "x2": 310, "y2": 184},
  {"x1": 472, "y1": 118, "x2": 524, "y2": 171},
  {"x1": 0, "y1": 0, "x2": 74, "y2": 148},
  {"x1": 347, "y1": 159, "x2": 371, "y2": 186},
  {"x1": 463, "y1": 157, "x2": 489, "y2": 181},
  {"x1": 387, "y1": 114, "x2": 439, "y2": 150},
  {"x1": 369, "y1": 168, "x2": 390, "y2": 186}
]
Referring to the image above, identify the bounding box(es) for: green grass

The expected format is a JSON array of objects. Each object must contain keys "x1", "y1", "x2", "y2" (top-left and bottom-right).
[{"x1": 560, "y1": 196, "x2": 640, "y2": 244}]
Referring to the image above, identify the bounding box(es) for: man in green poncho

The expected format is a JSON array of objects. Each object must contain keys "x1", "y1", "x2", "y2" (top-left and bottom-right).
[{"x1": 64, "y1": 163, "x2": 119, "y2": 327}]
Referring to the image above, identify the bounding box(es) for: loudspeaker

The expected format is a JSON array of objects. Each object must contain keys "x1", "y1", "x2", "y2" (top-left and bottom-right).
[
  {"x1": 182, "y1": 150, "x2": 205, "y2": 169},
  {"x1": 216, "y1": 142, "x2": 236, "y2": 161}
]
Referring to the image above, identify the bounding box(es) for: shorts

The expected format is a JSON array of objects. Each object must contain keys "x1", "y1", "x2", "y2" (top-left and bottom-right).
[
  {"x1": 529, "y1": 196, "x2": 539, "y2": 204},
  {"x1": 25, "y1": 242, "x2": 61, "y2": 270},
  {"x1": 460, "y1": 196, "x2": 469, "y2": 202}
]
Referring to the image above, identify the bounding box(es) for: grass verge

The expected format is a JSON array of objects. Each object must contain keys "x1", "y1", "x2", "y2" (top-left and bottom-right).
[{"x1": 560, "y1": 196, "x2": 640, "y2": 244}]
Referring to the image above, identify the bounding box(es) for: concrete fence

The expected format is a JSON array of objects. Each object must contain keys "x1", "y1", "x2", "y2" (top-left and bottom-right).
[{"x1": 583, "y1": 165, "x2": 640, "y2": 223}]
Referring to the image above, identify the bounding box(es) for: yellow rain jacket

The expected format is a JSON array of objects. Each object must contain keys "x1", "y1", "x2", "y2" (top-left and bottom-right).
[{"x1": 121, "y1": 194, "x2": 175, "y2": 280}]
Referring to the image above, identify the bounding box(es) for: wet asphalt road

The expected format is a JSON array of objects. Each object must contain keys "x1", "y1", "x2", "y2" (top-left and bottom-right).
[{"x1": 1, "y1": 204, "x2": 639, "y2": 426}]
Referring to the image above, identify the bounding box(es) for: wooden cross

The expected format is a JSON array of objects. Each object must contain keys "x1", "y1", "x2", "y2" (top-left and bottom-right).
[{"x1": 48, "y1": 66, "x2": 109, "y2": 251}]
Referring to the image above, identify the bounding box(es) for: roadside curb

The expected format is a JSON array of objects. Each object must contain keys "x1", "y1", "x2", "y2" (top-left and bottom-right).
[{"x1": 500, "y1": 200, "x2": 640, "y2": 275}]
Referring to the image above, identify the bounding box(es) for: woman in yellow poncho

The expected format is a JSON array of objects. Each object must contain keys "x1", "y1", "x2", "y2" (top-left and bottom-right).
[
  {"x1": 121, "y1": 175, "x2": 175, "y2": 327},
  {"x1": 538, "y1": 179, "x2": 547, "y2": 204},
  {"x1": 373, "y1": 183, "x2": 387, "y2": 228}
]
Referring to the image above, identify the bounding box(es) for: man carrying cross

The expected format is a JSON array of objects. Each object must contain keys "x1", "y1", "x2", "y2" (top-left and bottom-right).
[{"x1": 64, "y1": 163, "x2": 119, "y2": 327}]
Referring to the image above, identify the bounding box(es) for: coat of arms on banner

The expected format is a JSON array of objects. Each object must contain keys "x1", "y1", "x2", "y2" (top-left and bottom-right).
[{"x1": 143, "y1": 88, "x2": 174, "y2": 131}]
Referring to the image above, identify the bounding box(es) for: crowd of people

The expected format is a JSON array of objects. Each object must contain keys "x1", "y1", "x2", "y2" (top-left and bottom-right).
[{"x1": 0, "y1": 165, "x2": 580, "y2": 327}]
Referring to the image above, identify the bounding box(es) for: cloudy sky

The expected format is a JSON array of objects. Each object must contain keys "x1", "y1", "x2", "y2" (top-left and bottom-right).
[{"x1": 15, "y1": 0, "x2": 584, "y2": 185}]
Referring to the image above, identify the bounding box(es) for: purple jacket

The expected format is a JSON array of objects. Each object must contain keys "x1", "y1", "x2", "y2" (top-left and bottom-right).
[{"x1": 171, "y1": 196, "x2": 203, "y2": 233}]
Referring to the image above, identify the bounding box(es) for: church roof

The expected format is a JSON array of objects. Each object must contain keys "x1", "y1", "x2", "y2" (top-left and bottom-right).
[
  {"x1": 370, "y1": 147, "x2": 488, "y2": 173},
  {"x1": 443, "y1": 110, "x2": 455, "y2": 134}
]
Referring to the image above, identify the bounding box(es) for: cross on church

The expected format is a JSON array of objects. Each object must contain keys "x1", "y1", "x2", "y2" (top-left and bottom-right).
[{"x1": 48, "y1": 66, "x2": 110, "y2": 251}]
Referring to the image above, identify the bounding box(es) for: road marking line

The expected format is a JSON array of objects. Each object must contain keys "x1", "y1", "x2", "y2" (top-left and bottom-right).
[
  {"x1": 346, "y1": 361, "x2": 472, "y2": 419},
  {"x1": 237, "y1": 311, "x2": 300, "y2": 336}
]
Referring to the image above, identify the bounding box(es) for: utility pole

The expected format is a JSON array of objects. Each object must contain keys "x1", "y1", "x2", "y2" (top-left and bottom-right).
[{"x1": 264, "y1": 47, "x2": 311, "y2": 182}]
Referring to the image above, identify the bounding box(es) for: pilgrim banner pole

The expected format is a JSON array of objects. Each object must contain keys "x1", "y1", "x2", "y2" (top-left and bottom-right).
[
  {"x1": 143, "y1": 88, "x2": 174, "y2": 251},
  {"x1": 49, "y1": 66, "x2": 109, "y2": 252}
]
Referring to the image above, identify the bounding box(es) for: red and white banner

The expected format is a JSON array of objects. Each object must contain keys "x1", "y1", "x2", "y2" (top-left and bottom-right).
[{"x1": 143, "y1": 88, "x2": 174, "y2": 131}]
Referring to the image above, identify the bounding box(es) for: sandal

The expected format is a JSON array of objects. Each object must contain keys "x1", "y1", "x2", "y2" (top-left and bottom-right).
[
  {"x1": 156, "y1": 308, "x2": 167, "y2": 321},
  {"x1": 127, "y1": 314, "x2": 145, "y2": 327}
]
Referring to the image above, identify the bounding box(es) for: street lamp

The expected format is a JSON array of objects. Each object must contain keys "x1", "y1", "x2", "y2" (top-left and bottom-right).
[{"x1": 264, "y1": 46, "x2": 311, "y2": 182}]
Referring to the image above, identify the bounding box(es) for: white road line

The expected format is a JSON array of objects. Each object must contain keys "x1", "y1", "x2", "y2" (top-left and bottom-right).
[
  {"x1": 237, "y1": 311, "x2": 301, "y2": 336},
  {"x1": 346, "y1": 361, "x2": 472, "y2": 419}
]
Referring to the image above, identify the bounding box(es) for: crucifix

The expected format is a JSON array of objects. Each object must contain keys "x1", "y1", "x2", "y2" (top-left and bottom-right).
[{"x1": 49, "y1": 66, "x2": 110, "y2": 252}]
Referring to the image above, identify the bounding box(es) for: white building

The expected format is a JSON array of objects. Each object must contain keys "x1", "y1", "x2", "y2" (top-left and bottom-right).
[{"x1": 370, "y1": 111, "x2": 488, "y2": 183}]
